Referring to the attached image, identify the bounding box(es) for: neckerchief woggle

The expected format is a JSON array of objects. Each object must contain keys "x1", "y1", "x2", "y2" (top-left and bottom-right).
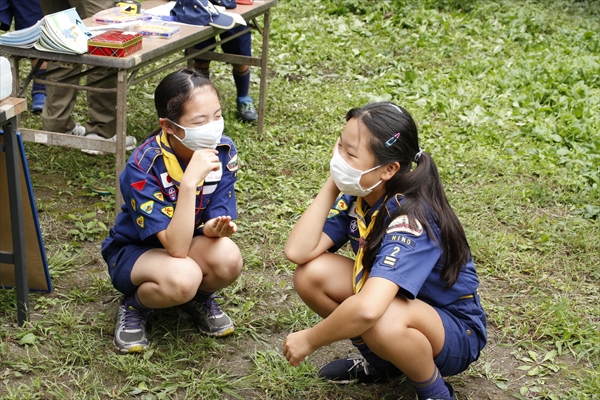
[
  {"x1": 157, "y1": 132, "x2": 204, "y2": 194},
  {"x1": 353, "y1": 196, "x2": 383, "y2": 294}
]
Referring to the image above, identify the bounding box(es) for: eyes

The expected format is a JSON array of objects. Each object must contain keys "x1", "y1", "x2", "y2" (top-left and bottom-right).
[{"x1": 337, "y1": 140, "x2": 357, "y2": 158}]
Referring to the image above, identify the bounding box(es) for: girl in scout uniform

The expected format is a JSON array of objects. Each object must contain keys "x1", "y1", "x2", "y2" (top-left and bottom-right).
[
  {"x1": 282, "y1": 102, "x2": 487, "y2": 400},
  {"x1": 102, "y1": 69, "x2": 242, "y2": 353}
]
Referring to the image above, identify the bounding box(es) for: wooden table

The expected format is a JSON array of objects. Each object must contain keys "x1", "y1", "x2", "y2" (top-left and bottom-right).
[
  {"x1": 0, "y1": 97, "x2": 29, "y2": 326},
  {"x1": 0, "y1": 0, "x2": 277, "y2": 212}
]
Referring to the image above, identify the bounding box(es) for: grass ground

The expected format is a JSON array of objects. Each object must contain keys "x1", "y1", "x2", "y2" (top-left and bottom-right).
[{"x1": 1, "y1": 0, "x2": 599, "y2": 398}]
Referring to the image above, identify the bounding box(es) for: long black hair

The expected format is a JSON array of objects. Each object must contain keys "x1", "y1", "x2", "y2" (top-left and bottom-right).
[
  {"x1": 147, "y1": 68, "x2": 218, "y2": 138},
  {"x1": 355, "y1": 102, "x2": 470, "y2": 287}
]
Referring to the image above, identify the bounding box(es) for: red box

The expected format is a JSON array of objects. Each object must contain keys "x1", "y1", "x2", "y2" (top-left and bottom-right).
[{"x1": 88, "y1": 30, "x2": 142, "y2": 57}]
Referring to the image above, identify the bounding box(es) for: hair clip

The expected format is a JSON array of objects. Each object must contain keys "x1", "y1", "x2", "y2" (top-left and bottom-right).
[
  {"x1": 385, "y1": 132, "x2": 401, "y2": 147},
  {"x1": 389, "y1": 104, "x2": 403, "y2": 113},
  {"x1": 414, "y1": 148, "x2": 424, "y2": 162}
]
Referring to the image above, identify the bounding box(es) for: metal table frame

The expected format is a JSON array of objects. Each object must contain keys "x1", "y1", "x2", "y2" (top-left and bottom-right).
[
  {"x1": 0, "y1": 0, "x2": 276, "y2": 212},
  {"x1": 0, "y1": 97, "x2": 29, "y2": 326}
]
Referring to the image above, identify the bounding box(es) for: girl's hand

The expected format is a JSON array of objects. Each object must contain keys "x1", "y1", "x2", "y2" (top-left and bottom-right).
[
  {"x1": 204, "y1": 216, "x2": 237, "y2": 238},
  {"x1": 183, "y1": 148, "x2": 220, "y2": 188},
  {"x1": 283, "y1": 330, "x2": 317, "y2": 367}
]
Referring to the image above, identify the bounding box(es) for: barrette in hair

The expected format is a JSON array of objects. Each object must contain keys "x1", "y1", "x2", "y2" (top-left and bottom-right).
[
  {"x1": 414, "y1": 148, "x2": 424, "y2": 162},
  {"x1": 389, "y1": 104, "x2": 403, "y2": 113},
  {"x1": 385, "y1": 132, "x2": 401, "y2": 147}
]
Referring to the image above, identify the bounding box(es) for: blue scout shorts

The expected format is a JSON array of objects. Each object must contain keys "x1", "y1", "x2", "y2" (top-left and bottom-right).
[
  {"x1": 104, "y1": 243, "x2": 154, "y2": 296},
  {"x1": 433, "y1": 293, "x2": 487, "y2": 377},
  {"x1": 0, "y1": 1, "x2": 44, "y2": 31}
]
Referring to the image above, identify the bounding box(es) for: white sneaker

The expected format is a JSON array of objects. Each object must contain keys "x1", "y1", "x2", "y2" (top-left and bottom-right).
[
  {"x1": 82, "y1": 133, "x2": 137, "y2": 155},
  {"x1": 67, "y1": 123, "x2": 86, "y2": 136}
]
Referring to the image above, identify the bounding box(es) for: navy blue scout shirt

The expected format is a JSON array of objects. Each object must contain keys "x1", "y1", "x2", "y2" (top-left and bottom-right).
[
  {"x1": 102, "y1": 131, "x2": 238, "y2": 258},
  {"x1": 323, "y1": 194, "x2": 480, "y2": 308}
]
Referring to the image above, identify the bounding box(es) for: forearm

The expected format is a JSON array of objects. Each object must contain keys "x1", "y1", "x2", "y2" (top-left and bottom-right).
[
  {"x1": 306, "y1": 295, "x2": 375, "y2": 349},
  {"x1": 285, "y1": 177, "x2": 340, "y2": 263},
  {"x1": 162, "y1": 184, "x2": 198, "y2": 257}
]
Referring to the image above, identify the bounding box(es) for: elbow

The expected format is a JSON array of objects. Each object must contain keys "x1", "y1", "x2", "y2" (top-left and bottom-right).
[
  {"x1": 165, "y1": 246, "x2": 188, "y2": 259},
  {"x1": 284, "y1": 244, "x2": 304, "y2": 265},
  {"x1": 354, "y1": 304, "x2": 382, "y2": 326}
]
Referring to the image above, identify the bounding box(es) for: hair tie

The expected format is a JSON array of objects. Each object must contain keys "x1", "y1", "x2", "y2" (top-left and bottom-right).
[
  {"x1": 385, "y1": 132, "x2": 401, "y2": 147},
  {"x1": 414, "y1": 148, "x2": 424, "y2": 162}
]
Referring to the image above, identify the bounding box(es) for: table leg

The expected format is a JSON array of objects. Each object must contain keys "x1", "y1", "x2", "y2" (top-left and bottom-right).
[
  {"x1": 258, "y1": 9, "x2": 272, "y2": 136},
  {"x1": 114, "y1": 69, "x2": 128, "y2": 214},
  {"x1": 3, "y1": 119, "x2": 29, "y2": 326}
]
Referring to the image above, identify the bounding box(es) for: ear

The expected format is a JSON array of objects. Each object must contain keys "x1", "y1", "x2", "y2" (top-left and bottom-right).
[
  {"x1": 381, "y1": 161, "x2": 400, "y2": 181},
  {"x1": 159, "y1": 118, "x2": 177, "y2": 135}
]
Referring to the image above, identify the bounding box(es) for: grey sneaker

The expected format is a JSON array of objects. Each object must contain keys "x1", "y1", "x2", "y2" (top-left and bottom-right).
[
  {"x1": 179, "y1": 294, "x2": 235, "y2": 337},
  {"x1": 82, "y1": 133, "x2": 137, "y2": 155},
  {"x1": 67, "y1": 123, "x2": 86, "y2": 136},
  {"x1": 114, "y1": 302, "x2": 150, "y2": 353}
]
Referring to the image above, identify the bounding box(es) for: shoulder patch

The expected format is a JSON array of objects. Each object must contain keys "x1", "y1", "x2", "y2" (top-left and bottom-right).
[
  {"x1": 227, "y1": 153, "x2": 239, "y2": 172},
  {"x1": 386, "y1": 215, "x2": 423, "y2": 236},
  {"x1": 153, "y1": 192, "x2": 164, "y2": 202},
  {"x1": 131, "y1": 180, "x2": 146, "y2": 191},
  {"x1": 327, "y1": 209, "x2": 340, "y2": 219},
  {"x1": 335, "y1": 198, "x2": 349, "y2": 211},
  {"x1": 130, "y1": 198, "x2": 136, "y2": 211},
  {"x1": 136, "y1": 215, "x2": 145, "y2": 228},
  {"x1": 140, "y1": 200, "x2": 154, "y2": 215},
  {"x1": 161, "y1": 206, "x2": 174, "y2": 218}
]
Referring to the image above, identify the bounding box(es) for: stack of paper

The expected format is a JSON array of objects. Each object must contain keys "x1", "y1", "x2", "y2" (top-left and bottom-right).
[
  {"x1": 0, "y1": 8, "x2": 92, "y2": 55},
  {"x1": 0, "y1": 20, "x2": 43, "y2": 48},
  {"x1": 34, "y1": 8, "x2": 93, "y2": 54}
]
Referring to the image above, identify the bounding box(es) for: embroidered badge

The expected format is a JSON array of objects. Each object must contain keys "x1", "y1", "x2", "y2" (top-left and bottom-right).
[
  {"x1": 349, "y1": 220, "x2": 358, "y2": 233},
  {"x1": 131, "y1": 180, "x2": 146, "y2": 191},
  {"x1": 386, "y1": 215, "x2": 423, "y2": 236},
  {"x1": 226, "y1": 153, "x2": 239, "y2": 172},
  {"x1": 327, "y1": 209, "x2": 340, "y2": 219},
  {"x1": 153, "y1": 192, "x2": 164, "y2": 202},
  {"x1": 140, "y1": 200, "x2": 154, "y2": 215},
  {"x1": 335, "y1": 198, "x2": 348, "y2": 211},
  {"x1": 161, "y1": 206, "x2": 174, "y2": 218},
  {"x1": 386, "y1": 234, "x2": 416, "y2": 249},
  {"x1": 167, "y1": 186, "x2": 177, "y2": 201},
  {"x1": 130, "y1": 198, "x2": 136, "y2": 211},
  {"x1": 383, "y1": 256, "x2": 396, "y2": 266},
  {"x1": 136, "y1": 215, "x2": 145, "y2": 228},
  {"x1": 160, "y1": 172, "x2": 174, "y2": 188}
]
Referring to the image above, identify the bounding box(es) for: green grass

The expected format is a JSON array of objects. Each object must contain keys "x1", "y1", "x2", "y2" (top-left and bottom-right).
[{"x1": 2, "y1": 0, "x2": 600, "y2": 398}]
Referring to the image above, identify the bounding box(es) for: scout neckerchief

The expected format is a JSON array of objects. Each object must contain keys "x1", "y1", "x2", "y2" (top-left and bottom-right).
[
  {"x1": 158, "y1": 132, "x2": 204, "y2": 194},
  {"x1": 352, "y1": 196, "x2": 384, "y2": 294}
]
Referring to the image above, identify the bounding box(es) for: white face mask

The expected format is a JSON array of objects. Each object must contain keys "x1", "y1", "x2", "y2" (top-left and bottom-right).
[
  {"x1": 169, "y1": 118, "x2": 224, "y2": 150},
  {"x1": 330, "y1": 146, "x2": 382, "y2": 197}
]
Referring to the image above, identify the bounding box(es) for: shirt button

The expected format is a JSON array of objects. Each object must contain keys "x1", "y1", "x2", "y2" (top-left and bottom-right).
[{"x1": 466, "y1": 329, "x2": 472, "y2": 336}]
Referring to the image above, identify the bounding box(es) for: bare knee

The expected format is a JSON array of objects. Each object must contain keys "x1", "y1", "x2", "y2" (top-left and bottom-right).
[
  {"x1": 205, "y1": 239, "x2": 243, "y2": 285},
  {"x1": 165, "y1": 260, "x2": 203, "y2": 304}
]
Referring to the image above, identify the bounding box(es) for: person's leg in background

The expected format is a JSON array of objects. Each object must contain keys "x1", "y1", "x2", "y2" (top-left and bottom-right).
[
  {"x1": 39, "y1": 0, "x2": 82, "y2": 134},
  {"x1": 0, "y1": 0, "x2": 47, "y2": 113},
  {"x1": 193, "y1": 26, "x2": 258, "y2": 122}
]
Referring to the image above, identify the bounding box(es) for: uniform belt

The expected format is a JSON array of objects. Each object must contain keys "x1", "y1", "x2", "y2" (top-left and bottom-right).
[{"x1": 458, "y1": 294, "x2": 474, "y2": 300}]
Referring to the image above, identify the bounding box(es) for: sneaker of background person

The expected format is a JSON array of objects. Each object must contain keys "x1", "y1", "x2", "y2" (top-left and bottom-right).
[
  {"x1": 66, "y1": 123, "x2": 86, "y2": 136},
  {"x1": 114, "y1": 301, "x2": 150, "y2": 353},
  {"x1": 179, "y1": 294, "x2": 235, "y2": 337},
  {"x1": 81, "y1": 133, "x2": 137, "y2": 155},
  {"x1": 31, "y1": 92, "x2": 46, "y2": 113},
  {"x1": 236, "y1": 96, "x2": 258, "y2": 122},
  {"x1": 317, "y1": 353, "x2": 399, "y2": 384}
]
